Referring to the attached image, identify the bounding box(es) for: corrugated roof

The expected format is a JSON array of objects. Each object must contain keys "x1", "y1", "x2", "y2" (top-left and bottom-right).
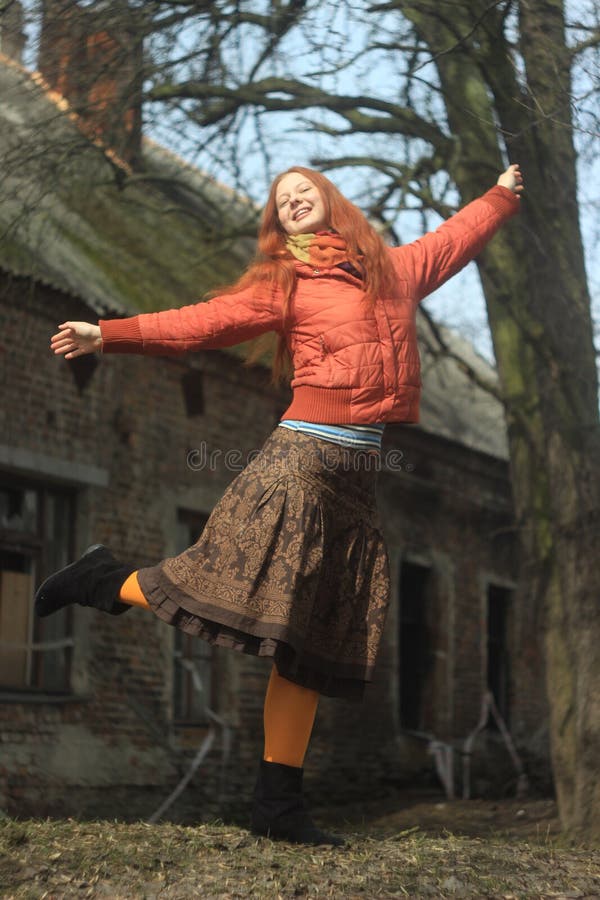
[
  {"x1": 0, "y1": 52, "x2": 507, "y2": 460},
  {"x1": 417, "y1": 315, "x2": 507, "y2": 459},
  {"x1": 0, "y1": 54, "x2": 258, "y2": 318}
]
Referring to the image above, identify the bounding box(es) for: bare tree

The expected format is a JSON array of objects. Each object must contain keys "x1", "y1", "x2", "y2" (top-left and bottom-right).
[{"x1": 2, "y1": 0, "x2": 600, "y2": 839}]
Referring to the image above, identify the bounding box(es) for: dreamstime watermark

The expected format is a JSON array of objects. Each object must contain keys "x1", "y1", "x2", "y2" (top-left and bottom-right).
[{"x1": 186, "y1": 442, "x2": 415, "y2": 474}]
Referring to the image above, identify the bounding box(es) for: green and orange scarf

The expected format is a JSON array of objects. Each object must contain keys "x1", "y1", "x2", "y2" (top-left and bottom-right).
[{"x1": 285, "y1": 231, "x2": 364, "y2": 278}]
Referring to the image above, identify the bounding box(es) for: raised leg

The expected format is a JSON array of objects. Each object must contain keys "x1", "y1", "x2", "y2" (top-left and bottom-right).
[
  {"x1": 35, "y1": 545, "x2": 134, "y2": 617},
  {"x1": 118, "y1": 571, "x2": 151, "y2": 610}
]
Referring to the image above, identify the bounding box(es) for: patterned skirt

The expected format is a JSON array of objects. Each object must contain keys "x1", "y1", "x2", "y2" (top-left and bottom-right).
[{"x1": 137, "y1": 426, "x2": 391, "y2": 699}]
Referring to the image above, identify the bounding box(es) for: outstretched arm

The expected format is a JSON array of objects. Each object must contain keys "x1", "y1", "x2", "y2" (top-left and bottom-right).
[
  {"x1": 50, "y1": 286, "x2": 284, "y2": 359},
  {"x1": 391, "y1": 164, "x2": 523, "y2": 301}
]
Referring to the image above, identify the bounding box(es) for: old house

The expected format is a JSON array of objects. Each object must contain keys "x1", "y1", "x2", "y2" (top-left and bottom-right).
[{"x1": 0, "y1": 2, "x2": 549, "y2": 819}]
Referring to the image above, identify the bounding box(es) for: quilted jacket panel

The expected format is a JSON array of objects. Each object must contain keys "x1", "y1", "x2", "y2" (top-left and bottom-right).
[{"x1": 99, "y1": 186, "x2": 519, "y2": 424}]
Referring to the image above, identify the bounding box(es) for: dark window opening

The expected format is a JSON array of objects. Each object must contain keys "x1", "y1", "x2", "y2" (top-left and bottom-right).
[
  {"x1": 0, "y1": 478, "x2": 74, "y2": 693},
  {"x1": 398, "y1": 561, "x2": 433, "y2": 731},
  {"x1": 68, "y1": 354, "x2": 99, "y2": 393},
  {"x1": 181, "y1": 370, "x2": 205, "y2": 417},
  {"x1": 487, "y1": 584, "x2": 512, "y2": 729},
  {"x1": 173, "y1": 509, "x2": 213, "y2": 724}
]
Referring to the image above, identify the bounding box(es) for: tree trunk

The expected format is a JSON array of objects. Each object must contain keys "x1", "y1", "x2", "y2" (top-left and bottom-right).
[
  {"x1": 515, "y1": 0, "x2": 600, "y2": 841},
  {"x1": 405, "y1": 0, "x2": 600, "y2": 839}
]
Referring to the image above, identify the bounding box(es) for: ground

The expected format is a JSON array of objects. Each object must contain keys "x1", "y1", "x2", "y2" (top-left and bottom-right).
[{"x1": 1, "y1": 794, "x2": 599, "y2": 898}]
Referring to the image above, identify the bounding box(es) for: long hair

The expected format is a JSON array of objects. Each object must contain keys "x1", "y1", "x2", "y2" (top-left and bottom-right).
[{"x1": 217, "y1": 166, "x2": 398, "y2": 382}]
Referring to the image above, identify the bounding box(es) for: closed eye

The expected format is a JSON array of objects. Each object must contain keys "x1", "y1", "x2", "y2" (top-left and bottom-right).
[{"x1": 277, "y1": 184, "x2": 314, "y2": 208}]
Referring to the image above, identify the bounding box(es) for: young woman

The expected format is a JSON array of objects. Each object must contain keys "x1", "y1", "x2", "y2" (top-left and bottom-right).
[{"x1": 36, "y1": 163, "x2": 523, "y2": 845}]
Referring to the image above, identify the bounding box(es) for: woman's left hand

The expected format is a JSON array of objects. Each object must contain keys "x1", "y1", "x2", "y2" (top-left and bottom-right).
[{"x1": 497, "y1": 163, "x2": 524, "y2": 195}]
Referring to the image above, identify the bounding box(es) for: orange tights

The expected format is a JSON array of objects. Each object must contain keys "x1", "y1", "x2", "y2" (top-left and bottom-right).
[
  {"x1": 262, "y1": 665, "x2": 319, "y2": 768},
  {"x1": 119, "y1": 572, "x2": 319, "y2": 768},
  {"x1": 119, "y1": 571, "x2": 150, "y2": 609}
]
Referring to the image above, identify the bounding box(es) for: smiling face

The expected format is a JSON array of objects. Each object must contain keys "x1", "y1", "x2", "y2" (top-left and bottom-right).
[{"x1": 275, "y1": 172, "x2": 329, "y2": 235}]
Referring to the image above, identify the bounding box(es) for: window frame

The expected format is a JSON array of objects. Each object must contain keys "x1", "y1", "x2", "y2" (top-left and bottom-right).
[
  {"x1": 172, "y1": 508, "x2": 215, "y2": 727},
  {"x1": 0, "y1": 474, "x2": 76, "y2": 695}
]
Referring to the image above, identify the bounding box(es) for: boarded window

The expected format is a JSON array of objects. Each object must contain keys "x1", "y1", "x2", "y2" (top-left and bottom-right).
[
  {"x1": 0, "y1": 479, "x2": 74, "y2": 692},
  {"x1": 172, "y1": 509, "x2": 213, "y2": 724},
  {"x1": 487, "y1": 584, "x2": 512, "y2": 728}
]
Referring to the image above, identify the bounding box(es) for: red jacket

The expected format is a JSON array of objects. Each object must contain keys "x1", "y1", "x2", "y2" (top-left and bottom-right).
[{"x1": 99, "y1": 185, "x2": 519, "y2": 424}]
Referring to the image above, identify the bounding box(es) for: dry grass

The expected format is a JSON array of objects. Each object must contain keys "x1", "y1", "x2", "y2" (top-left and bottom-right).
[{"x1": 1, "y1": 797, "x2": 599, "y2": 898}]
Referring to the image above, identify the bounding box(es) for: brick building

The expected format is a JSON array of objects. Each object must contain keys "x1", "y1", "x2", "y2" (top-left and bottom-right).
[{"x1": 0, "y1": 4, "x2": 549, "y2": 820}]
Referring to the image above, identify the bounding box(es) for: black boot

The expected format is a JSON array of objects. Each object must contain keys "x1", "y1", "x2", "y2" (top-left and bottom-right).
[
  {"x1": 35, "y1": 544, "x2": 136, "y2": 618},
  {"x1": 250, "y1": 759, "x2": 344, "y2": 846}
]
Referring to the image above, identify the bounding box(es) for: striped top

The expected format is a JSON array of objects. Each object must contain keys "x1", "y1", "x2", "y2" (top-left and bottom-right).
[{"x1": 279, "y1": 419, "x2": 385, "y2": 451}]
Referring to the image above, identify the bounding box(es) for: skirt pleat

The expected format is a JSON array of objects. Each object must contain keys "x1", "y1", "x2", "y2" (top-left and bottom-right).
[{"x1": 137, "y1": 426, "x2": 391, "y2": 699}]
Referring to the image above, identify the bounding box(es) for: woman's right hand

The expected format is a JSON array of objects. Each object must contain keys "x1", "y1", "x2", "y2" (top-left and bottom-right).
[{"x1": 50, "y1": 321, "x2": 102, "y2": 359}]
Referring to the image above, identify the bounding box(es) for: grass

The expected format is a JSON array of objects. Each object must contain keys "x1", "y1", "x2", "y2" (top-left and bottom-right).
[{"x1": 1, "y1": 797, "x2": 599, "y2": 898}]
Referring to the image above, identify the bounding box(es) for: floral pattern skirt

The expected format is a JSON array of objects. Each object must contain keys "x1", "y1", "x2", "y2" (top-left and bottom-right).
[{"x1": 137, "y1": 426, "x2": 391, "y2": 699}]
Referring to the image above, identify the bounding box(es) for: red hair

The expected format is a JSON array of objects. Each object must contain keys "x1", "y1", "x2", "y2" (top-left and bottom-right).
[{"x1": 217, "y1": 167, "x2": 398, "y2": 382}]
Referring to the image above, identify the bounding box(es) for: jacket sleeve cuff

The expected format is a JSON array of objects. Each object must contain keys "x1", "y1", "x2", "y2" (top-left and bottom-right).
[
  {"x1": 99, "y1": 316, "x2": 144, "y2": 353},
  {"x1": 481, "y1": 184, "x2": 521, "y2": 218}
]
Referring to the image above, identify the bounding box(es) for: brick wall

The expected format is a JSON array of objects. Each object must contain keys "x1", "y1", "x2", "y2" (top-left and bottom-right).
[{"x1": 0, "y1": 273, "x2": 550, "y2": 817}]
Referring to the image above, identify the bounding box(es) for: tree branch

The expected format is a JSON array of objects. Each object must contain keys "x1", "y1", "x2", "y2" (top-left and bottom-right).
[
  {"x1": 310, "y1": 154, "x2": 456, "y2": 217},
  {"x1": 147, "y1": 77, "x2": 453, "y2": 151},
  {"x1": 569, "y1": 30, "x2": 600, "y2": 57}
]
